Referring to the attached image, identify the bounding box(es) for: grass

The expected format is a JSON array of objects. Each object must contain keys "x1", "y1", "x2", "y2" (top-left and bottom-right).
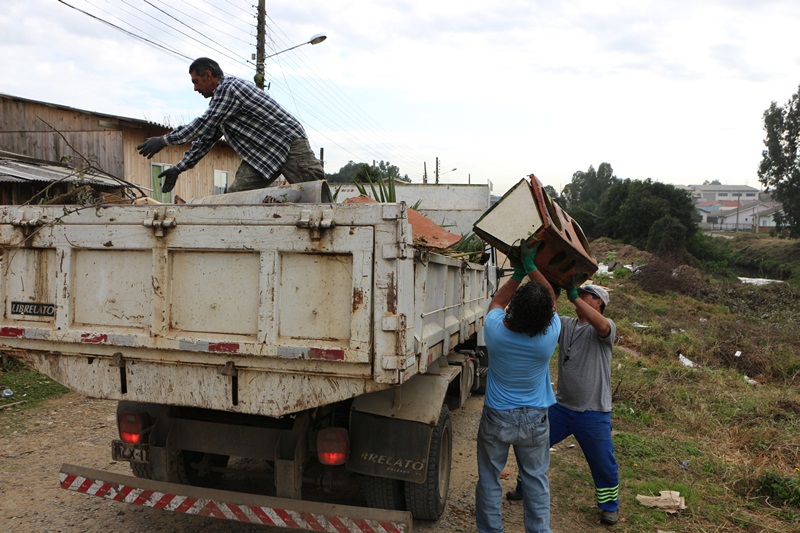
[
  {"x1": 548, "y1": 234, "x2": 800, "y2": 531},
  {"x1": 0, "y1": 357, "x2": 69, "y2": 413}
]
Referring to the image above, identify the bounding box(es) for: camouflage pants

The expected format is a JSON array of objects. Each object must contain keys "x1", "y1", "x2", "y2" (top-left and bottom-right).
[{"x1": 227, "y1": 138, "x2": 324, "y2": 193}]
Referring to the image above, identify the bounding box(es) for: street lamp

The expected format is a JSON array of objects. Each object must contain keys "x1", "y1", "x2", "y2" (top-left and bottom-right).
[
  {"x1": 254, "y1": 33, "x2": 327, "y2": 89},
  {"x1": 266, "y1": 34, "x2": 327, "y2": 60}
]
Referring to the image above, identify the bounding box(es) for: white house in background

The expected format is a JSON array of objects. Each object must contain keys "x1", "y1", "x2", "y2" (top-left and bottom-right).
[
  {"x1": 756, "y1": 205, "x2": 784, "y2": 230},
  {"x1": 695, "y1": 205, "x2": 715, "y2": 225},
  {"x1": 689, "y1": 184, "x2": 759, "y2": 204},
  {"x1": 711, "y1": 201, "x2": 782, "y2": 232}
]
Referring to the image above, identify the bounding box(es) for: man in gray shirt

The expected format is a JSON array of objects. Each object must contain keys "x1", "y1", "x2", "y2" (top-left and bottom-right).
[{"x1": 507, "y1": 284, "x2": 620, "y2": 526}]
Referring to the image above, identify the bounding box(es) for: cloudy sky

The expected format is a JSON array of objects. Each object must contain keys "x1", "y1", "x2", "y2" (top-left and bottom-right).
[{"x1": 3, "y1": 0, "x2": 799, "y2": 195}]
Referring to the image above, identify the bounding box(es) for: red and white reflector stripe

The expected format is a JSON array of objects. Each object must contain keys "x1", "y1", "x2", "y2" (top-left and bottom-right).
[{"x1": 59, "y1": 470, "x2": 410, "y2": 532}]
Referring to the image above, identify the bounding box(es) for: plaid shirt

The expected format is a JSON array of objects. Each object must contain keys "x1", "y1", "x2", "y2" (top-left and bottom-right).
[{"x1": 164, "y1": 75, "x2": 307, "y2": 179}]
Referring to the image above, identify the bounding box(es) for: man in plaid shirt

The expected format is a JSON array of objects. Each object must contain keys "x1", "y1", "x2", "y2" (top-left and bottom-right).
[{"x1": 137, "y1": 57, "x2": 324, "y2": 194}]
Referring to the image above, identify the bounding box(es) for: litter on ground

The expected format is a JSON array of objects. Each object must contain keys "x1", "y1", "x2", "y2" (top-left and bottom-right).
[
  {"x1": 636, "y1": 490, "x2": 687, "y2": 513},
  {"x1": 738, "y1": 277, "x2": 783, "y2": 286}
]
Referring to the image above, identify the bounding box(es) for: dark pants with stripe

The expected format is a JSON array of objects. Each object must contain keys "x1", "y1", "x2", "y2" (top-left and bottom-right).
[{"x1": 513, "y1": 403, "x2": 620, "y2": 511}]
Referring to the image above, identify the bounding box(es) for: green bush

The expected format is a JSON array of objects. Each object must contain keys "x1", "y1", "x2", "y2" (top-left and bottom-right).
[{"x1": 753, "y1": 471, "x2": 800, "y2": 507}]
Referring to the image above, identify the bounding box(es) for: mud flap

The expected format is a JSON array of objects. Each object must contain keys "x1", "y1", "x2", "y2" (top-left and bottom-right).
[
  {"x1": 348, "y1": 410, "x2": 433, "y2": 483},
  {"x1": 347, "y1": 369, "x2": 459, "y2": 484}
]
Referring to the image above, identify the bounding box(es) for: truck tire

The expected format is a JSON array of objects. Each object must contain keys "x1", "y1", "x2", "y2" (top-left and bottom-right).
[
  {"x1": 404, "y1": 405, "x2": 452, "y2": 520},
  {"x1": 471, "y1": 349, "x2": 488, "y2": 395},
  {"x1": 176, "y1": 451, "x2": 229, "y2": 487},
  {"x1": 469, "y1": 359, "x2": 483, "y2": 395},
  {"x1": 362, "y1": 476, "x2": 406, "y2": 511},
  {"x1": 130, "y1": 462, "x2": 153, "y2": 479}
]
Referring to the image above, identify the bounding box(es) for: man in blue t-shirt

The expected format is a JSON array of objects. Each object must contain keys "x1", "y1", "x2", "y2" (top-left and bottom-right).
[
  {"x1": 506, "y1": 284, "x2": 620, "y2": 526},
  {"x1": 476, "y1": 239, "x2": 560, "y2": 533}
]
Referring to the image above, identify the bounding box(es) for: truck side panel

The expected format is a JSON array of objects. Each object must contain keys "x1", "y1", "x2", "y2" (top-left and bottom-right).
[{"x1": 0, "y1": 203, "x2": 487, "y2": 417}]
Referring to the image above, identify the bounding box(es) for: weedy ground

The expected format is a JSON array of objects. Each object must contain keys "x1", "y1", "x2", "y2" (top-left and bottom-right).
[{"x1": 550, "y1": 233, "x2": 800, "y2": 532}]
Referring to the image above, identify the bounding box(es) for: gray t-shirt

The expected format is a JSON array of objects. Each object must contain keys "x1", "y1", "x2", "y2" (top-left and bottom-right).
[{"x1": 555, "y1": 316, "x2": 616, "y2": 412}]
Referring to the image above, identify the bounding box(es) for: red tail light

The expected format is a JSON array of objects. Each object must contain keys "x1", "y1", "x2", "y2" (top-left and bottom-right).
[
  {"x1": 119, "y1": 412, "x2": 149, "y2": 444},
  {"x1": 317, "y1": 427, "x2": 349, "y2": 466}
]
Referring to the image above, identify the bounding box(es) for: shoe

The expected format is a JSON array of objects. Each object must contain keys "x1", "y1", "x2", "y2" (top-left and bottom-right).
[
  {"x1": 600, "y1": 510, "x2": 619, "y2": 525},
  {"x1": 505, "y1": 490, "x2": 523, "y2": 501}
]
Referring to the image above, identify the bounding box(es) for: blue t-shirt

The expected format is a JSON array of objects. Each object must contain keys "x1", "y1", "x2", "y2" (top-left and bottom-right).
[{"x1": 483, "y1": 307, "x2": 561, "y2": 410}]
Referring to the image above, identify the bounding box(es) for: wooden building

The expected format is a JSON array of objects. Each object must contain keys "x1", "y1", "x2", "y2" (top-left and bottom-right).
[{"x1": 0, "y1": 93, "x2": 240, "y2": 204}]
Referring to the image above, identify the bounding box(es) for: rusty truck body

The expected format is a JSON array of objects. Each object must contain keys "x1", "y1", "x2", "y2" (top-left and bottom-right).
[{"x1": 0, "y1": 183, "x2": 493, "y2": 531}]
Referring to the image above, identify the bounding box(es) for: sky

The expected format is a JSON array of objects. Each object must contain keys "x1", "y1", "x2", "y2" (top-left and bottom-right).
[{"x1": 2, "y1": 0, "x2": 800, "y2": 197}]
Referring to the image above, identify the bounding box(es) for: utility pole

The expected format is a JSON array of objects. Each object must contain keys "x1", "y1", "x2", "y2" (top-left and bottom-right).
[
  {"x1": 435, "y1": 157, "x2": 440, "y2": 185},
  {"x1": 734, "y1": 193, "x2": 741, "y2": 232},
  {"x1": 423, "y1": 162, "x2": 428, "y2": 184},
  {"x1": 254, "y1": 0, "x2": 266, "y2": 89}
]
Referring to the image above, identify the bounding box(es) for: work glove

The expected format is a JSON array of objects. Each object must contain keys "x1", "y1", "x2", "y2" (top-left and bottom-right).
[
  {"x1": 566, "y1": 273, "x2": 582, "y2": 302},
  {"x1": 566, "y1": 287, "x2": 580, "y2": 302},
  {"x1": 519, "y1": 236, "x2": 540, "y2": 273},
  {"x1": 137, "y1": 136, "x2": 166, "y2": 159},
  {"x1": 550, "y1": 282, "x2": 562, "y2": 299},
  {"x1": 159, "y1": 167, "x2": 181, "y2": 193},
  {"x1": 509, "y1": 255, "x2": 526, "y2": 282}
]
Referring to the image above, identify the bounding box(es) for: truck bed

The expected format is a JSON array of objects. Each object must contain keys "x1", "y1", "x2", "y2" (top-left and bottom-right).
[{"x1": 0, "y1": 201, "x2": 487, "y2": 417}]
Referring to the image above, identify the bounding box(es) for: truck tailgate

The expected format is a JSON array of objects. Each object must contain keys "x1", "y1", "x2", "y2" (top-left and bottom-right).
[{"x1": 0, "y1": 203, "x2": 407, "y2": 414}]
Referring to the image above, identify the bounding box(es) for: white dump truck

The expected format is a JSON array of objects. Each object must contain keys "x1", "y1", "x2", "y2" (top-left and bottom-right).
[{"x1": 0, "y1": 182, "x2": 493, "y2": 531}]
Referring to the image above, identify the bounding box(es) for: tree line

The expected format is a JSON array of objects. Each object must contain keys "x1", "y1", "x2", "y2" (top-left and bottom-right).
[
  {"x1": 321, "y1": 82, "x2": 799, "y2": 247},
  {"x1": 545, "y1": 81, "x2": 800, "y2": 261},
  {"x1": 549, "y1": 163, "x2": 699, "y2": 260},
  {"x1": 759, "y1": 84, "x2": 800, "y2": 238},
  {"x1": 325, "y1": 160, "x2": 410, "y2": 184}
]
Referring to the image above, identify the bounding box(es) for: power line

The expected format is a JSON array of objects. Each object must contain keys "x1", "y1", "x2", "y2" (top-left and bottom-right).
[
  {"x1": 217, "y1": 0, "x2": 254, "y2": 18},
  {"x1": 57, "y1": 0, "x2": 191, "y2": 61},
  {"x1": 170, "y1": 0, "x2": 255, "y2": 38},
  {"x1": 69, "y1": 0, "x2": 252, "y2": 71},
  {"x1": 263, "y1": 16, "x2": 426, "y2": 168},
  {"x1": 144, "y1": 0, "x2": 253, "y2": 52},
  {"x1": 60, "y1": 0, "x2": 432, "y2": 177},
  {"x1": 260, "y1": 22, "x2": 424, "y2": 168},
  {"x1": 109, "y1": 0, "x2": 226, "y2": 59}
]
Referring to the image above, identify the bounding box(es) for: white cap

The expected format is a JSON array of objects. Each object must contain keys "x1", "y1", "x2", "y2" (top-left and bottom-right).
[{"x1": 579, "y1": 284, "x2": 610, "y2": 306}]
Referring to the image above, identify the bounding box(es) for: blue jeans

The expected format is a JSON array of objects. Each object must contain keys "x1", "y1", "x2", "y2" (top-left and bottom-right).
[{"x1": 476, "y1": 405, "x2": 551, "y2": 533}]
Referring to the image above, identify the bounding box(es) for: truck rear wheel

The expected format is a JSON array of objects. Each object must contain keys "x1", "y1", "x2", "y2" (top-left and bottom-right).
[
  {"x1": 362, "y1": 476, "x2": 406, "y2": 510},
  {"x1": 130, "y1": 462, "x2": 153, "y2": 479},
  {"x1": 471, "y1": 349, "x2": 488, "y2": 395},
  {"x1": 404, "y1": 405, "x2": 452, "y2": 520},
  {"x1": 176, "y1": 451, "x2": 229, "y2": 487}
]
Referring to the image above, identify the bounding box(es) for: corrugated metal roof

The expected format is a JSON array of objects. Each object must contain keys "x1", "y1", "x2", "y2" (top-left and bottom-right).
[
  {"x1": 690, "y1": 184, "x2": 760, "y2": 192},
  {"x1": 0, "y1": 157, "x2": 122, "y2": 187}
]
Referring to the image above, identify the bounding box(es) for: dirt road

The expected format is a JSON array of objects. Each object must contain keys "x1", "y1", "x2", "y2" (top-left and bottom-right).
[{"x1": 1, "y1": 392, "x2": 606, "y2": 532}]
